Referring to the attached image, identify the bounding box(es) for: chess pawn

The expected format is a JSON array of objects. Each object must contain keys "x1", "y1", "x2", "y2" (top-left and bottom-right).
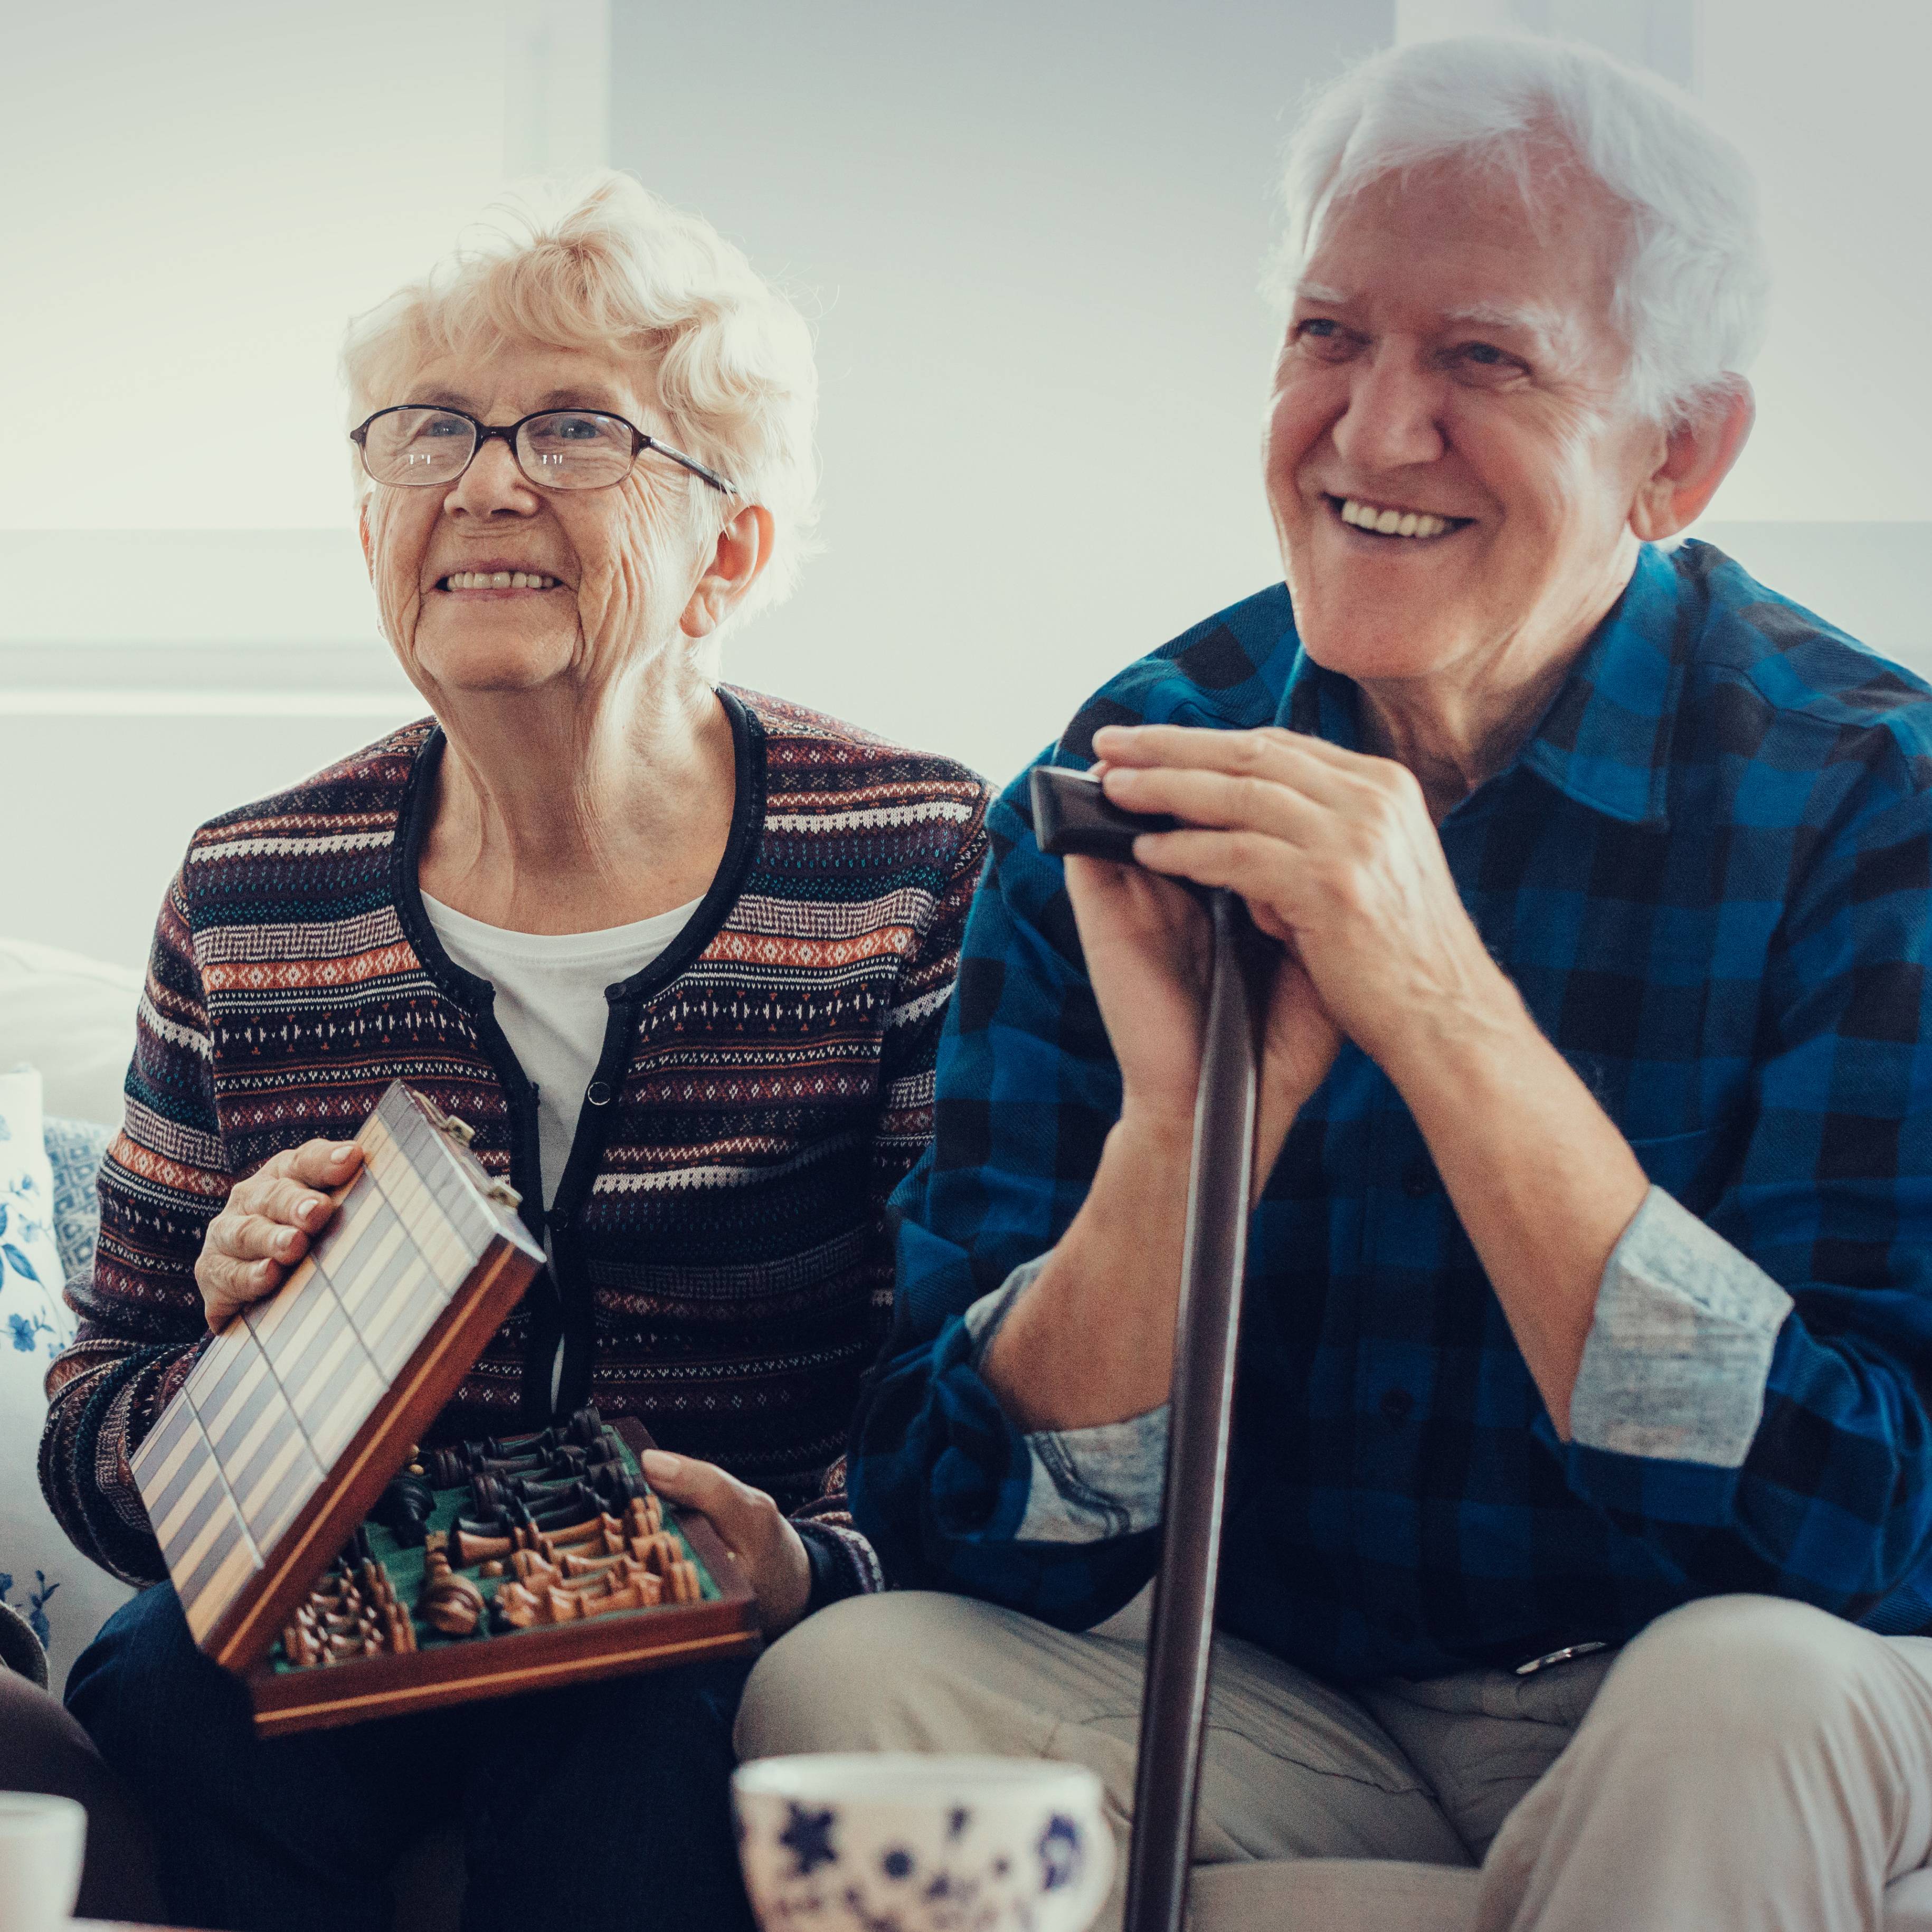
[
  {"x1": 383, "y1": 1603, "x2": 418, "y2": 1655},
  {"x1": 494, "y1": 1581, "x2": 546, "y2": 1629},
  {"x1": 282, "y1": 1620, "x2": 322, "y2": 1668}
]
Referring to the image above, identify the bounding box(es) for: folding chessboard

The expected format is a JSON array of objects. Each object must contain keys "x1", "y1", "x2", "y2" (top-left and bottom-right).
[
  {"x1": 130, "y1": 1081, "x2": 548, "y2": 1674},
  {"x1": 131, "y1": 1080, "x2": 760, "y2": 1733}
]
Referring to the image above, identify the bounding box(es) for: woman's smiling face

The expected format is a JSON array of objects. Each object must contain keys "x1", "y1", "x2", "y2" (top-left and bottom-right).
[{"x1": 359, "y1": 338, "x2": 712, "y2": 700}]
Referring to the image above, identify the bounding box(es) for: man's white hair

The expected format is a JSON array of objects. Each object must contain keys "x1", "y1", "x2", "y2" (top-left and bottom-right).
[
  {"x1": 340, "y1": 169, "x2": 819, "y2": 623},
  {"x1": 1273, "y1": 34, "x2": 1771, "y2": 427}
]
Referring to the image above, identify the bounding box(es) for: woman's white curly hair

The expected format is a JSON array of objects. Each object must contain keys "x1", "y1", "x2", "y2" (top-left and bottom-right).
[
  {"x1": 340, "y1": 169, "x2": 820, "y2": 621},
  {"x1": 1271, "y1": 34, "x2": 1772, "y2": 428}
]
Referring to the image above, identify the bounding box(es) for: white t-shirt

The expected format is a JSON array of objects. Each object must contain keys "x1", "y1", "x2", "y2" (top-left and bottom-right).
[{"x1": 420, "y1": 891, "x2": 703, "y2": 1211}]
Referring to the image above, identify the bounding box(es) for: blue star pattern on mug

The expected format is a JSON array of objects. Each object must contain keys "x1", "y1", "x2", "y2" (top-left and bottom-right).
[
  {"x1": 1037, "y1": 1816, "x2": 1084, "y2": 1893},
  {"x1": 781, "y1": 1802, "x2": 841, "y2": 1878}
]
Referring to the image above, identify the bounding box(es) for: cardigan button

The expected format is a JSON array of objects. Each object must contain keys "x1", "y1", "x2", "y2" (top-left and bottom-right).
[{"x1": 585, "y1": 1081, "x2": 613, "y2": 1107}]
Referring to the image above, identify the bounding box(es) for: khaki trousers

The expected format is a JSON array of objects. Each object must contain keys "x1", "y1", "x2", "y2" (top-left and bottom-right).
[{"x1": 735, "y1": 1588, "x2": 1932, "y2": 1931}]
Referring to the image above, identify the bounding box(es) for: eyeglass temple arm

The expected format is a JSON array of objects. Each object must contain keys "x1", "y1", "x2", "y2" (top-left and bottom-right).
[{"x1": 643, "y1": 435, "x2": 735, "y2": 495}]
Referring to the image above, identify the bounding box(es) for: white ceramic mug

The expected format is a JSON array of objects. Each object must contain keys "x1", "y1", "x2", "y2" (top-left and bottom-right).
[
  {"x1": 0, "y1": 1792, "x2": 85, "y2": 1932},
  {"x1": 734, "y1": 1753, "x2": 1112, "y2": 1932}
]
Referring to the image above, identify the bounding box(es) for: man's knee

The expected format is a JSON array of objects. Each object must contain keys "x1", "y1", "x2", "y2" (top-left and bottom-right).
[
  {"x1": 735, "y1": 1592, "x2": 1037, "y2": 1762},
  {"x1": 1592, "y1": 1594, "x2": 1890, "y2": 1758}
]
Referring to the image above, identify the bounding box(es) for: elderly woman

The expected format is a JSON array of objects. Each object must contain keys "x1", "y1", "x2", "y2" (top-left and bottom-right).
[
  {"x1": 742, "y1": 35, "x2": 1932, "y2": 1932},
  {"x1": 39, "y1": 172, "x2": 989, "y2": 1932}
]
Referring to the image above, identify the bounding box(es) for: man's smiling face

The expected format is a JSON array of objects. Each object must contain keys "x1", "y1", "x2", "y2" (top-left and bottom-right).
[{"x1": 1263, "y1": 151, "x2": 1669, "y2": 689}]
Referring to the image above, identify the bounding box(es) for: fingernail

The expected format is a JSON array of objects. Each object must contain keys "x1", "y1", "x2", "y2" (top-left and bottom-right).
[
  {"x1": 330, "y1": 1143, "x2": 357, "y2": 1164},
  {"x1": 255, "y1": 1261, "x2": 276, "y2": 1284},
  {"x1": 641, "y1": 1450, "x2": 679, "y2": 1479},
  {"x1": 277, "y1": 1230, "x2": 300, "y2": 1255},
  {"x1": 300, "y1": 1198, "x2": 325, "y2": 1225}
]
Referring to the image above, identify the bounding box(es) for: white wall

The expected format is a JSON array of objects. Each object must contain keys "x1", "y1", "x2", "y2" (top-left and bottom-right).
[
  {"x1": 0, "y1": 1, "x2": 512, "y2": 532},
  {"x1": 606, "y1": 0, "x2": 1394, "y2": 792},
  {"x1": 2, "y1": 1, "x2": 1926, "y2": 974}
]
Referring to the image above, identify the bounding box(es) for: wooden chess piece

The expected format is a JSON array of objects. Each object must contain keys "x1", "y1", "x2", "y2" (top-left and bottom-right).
[{"x1": 419, "y1": 1545, "x2": 486, "y2": 1637}]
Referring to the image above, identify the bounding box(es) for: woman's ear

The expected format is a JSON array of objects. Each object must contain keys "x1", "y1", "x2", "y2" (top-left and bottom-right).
[
  {"x1": 680, "y1": 504, "x2": 775, "y2": 640},
  {"x1": 358, "y1": 498, "x2": 375, "y2": 582},
  {"x1": 1629, "y1": 378, "x2": 1756, "y2": 543}
]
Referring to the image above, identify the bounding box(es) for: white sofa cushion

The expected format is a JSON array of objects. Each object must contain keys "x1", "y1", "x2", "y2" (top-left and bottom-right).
[
  {"x1": 0, "y1": 1068, "x2": 135, "y2": 1693},
  {"x1": 0, "y1": 937, "x2": 142, "y2": 1130}
]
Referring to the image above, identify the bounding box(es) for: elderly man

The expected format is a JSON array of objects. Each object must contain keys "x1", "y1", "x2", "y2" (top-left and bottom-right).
[{"x1": 736, "y1": 34, "x2": 1932, "y2": 1932}]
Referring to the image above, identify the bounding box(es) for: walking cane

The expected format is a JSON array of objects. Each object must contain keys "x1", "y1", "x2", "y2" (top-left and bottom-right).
[{"x1": 1033, "y1": 765, "x2": 1269, "y2": 1932}]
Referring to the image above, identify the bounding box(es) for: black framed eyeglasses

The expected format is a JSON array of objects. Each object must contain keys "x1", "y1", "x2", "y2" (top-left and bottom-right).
[{"x1": 349, "y1": 405, "x2": 736, "y2": 495}]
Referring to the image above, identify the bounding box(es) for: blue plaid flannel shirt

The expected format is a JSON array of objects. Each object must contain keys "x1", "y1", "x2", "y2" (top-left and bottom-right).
[{"x1": 849, "y1": 539, "x2": 1932, "y2": 1684}]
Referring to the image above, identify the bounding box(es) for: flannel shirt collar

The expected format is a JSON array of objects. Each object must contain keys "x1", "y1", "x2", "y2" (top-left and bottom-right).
[{"x1": 1277, "y1": 541, "x2": 1688, "y2": 830}]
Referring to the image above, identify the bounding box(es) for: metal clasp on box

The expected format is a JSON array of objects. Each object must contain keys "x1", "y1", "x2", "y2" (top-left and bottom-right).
[{"x1": 416, "y1": 1092, "x2": 523, "y2": 1210}]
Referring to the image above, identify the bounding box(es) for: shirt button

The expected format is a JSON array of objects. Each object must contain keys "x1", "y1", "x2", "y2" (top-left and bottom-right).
[
  {"x1": 1401, "y1": 1156, "x2": 1438, "y2": 1199},
  {"x1": 1381, "y1": 1388, "x2": 1414, "y2": 1423},
  {"x1": 585, "y1": 1081, "x2": 613, "y2": 1107}
]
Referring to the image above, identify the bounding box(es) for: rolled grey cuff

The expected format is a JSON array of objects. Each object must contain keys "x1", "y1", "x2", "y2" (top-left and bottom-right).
[
  {"x1": 962, "y1": 1257, "x2": 1171, "y2": 1545},
  {"x1": 1569, "y1": 1186, "x2": 1795, "y2": 1469}
]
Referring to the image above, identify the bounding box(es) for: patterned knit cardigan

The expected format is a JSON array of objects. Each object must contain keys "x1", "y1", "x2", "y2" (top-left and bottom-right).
[{"x1": 41, "y1": 687, "x2": 991, "y2": 1602}]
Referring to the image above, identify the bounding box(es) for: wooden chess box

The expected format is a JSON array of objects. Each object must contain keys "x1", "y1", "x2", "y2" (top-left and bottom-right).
[
  {"x1": 130, "y1": 1082, "x2": 761, "y2": 1736},
  {"x1": 249, "y1": 1414, "x2": 758, "y2": 1736}
]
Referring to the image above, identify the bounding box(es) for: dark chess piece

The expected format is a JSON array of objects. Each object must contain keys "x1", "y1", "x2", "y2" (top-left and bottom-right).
[
  {"x1": 589, "y1": 1460, "x2": 650, "y2": 1508},
  {"x1": 371, "y1": 1473, "x2": 438, "y2": 1547}
]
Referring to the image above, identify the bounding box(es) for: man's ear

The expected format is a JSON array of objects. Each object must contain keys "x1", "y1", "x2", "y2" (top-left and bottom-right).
[
  {"x1": 680, "y1": 504, "x2": 775, "y2": 640},
  {"x1": 1629, "y1": 378, "x2": 1756, "y2": 543}
]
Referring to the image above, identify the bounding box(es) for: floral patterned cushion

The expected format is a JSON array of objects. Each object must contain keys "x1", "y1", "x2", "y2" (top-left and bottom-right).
[{"x1": 0, "y1": 1072, "x2": 134, "y2": 1693}]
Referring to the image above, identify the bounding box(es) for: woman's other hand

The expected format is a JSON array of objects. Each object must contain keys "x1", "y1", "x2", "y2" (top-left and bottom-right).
[
  {"x1": 195, "y1": 1139, "x2": 364, "y2": 1332},
  {"x1": 640, "y1": 1450, "x2": 812, "y2": 1638}
]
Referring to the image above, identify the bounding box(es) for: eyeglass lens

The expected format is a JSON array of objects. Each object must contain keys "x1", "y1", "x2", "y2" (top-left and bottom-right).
[{"x1": 361, "y1": 409, "x2": 635, "y2": 489}]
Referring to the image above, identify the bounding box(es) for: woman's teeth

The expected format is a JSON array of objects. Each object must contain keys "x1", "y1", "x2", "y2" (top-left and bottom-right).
[
  {"x1": 441, "y1": 571, "x2": 559, "y2": 590},
  {"x1": 1339, "y1": 499, "x2": 1452, "y2": 539}
]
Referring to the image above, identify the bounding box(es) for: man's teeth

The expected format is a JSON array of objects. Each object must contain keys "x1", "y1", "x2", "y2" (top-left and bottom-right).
[
  {"x1": 441, "y1": 571, "x2": 558, "y2": 590},
  {"x1": 1339, "y1": 499, "x2": 1452, "y2": 539}
]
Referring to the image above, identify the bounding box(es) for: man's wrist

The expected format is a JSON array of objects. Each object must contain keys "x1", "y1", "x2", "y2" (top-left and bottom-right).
[
  {"x1": 981, "y1": 1113, "x2": 1194, "y2": 1432},
  {"x1": 1376, "y1": 959, "x2": 1538, "y2": 1105},
  {"x1": 1109, "y1": 1105, "x2": 1197, "y2": 1168}
]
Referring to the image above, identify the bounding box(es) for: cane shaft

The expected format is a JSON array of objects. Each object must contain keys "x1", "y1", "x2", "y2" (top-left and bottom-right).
[{"x1": 1122, "y1": 889, "x2": 1259, "y2": 1932}]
